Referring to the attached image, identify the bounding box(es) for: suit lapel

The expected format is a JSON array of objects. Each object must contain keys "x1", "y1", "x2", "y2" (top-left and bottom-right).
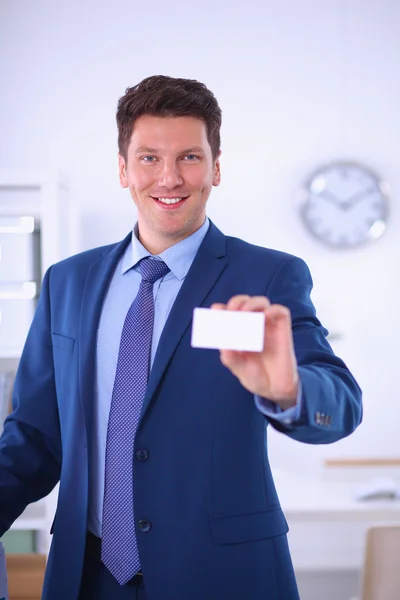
[
  {"x1": 78, "y1": 234, "x2": 131, "y2": 439},
  {"x1": 141, "y1": 222, "x2": 228, "y2": 418}
]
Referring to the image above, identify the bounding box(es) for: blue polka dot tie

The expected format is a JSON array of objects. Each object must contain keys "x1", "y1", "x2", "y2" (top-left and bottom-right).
[{"x1": 101, "y1": 257, "x2": 170, "y2": 585}]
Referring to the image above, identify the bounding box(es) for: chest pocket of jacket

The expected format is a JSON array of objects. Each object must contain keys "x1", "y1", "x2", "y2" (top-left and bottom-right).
[{"x1": 52, "y1": 333, "x2": 75, "y2": 351}]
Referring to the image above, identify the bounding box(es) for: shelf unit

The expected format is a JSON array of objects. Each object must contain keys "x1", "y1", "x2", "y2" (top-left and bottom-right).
[{"x1": 0, "y1": 171, "x2": 71, "y2": 554}]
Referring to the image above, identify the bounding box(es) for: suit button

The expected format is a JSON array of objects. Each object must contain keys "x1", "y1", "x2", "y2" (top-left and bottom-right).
[
  {"x1": 138, "y1": 519, "x2": 151, "y2": 533},
  {"x1": 136, "y1": 449, "x2": 149, "y2": 462}
]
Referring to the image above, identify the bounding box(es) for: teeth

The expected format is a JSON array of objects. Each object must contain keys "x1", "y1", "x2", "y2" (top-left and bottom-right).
[{"x1": 157, "y1": 197, "x2": 186, "y2": 205}]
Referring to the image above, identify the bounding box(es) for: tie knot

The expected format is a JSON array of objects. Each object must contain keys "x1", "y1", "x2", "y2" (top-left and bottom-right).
[{"x1": 139, "y1": 257, "x2": 170, "y2": 284}]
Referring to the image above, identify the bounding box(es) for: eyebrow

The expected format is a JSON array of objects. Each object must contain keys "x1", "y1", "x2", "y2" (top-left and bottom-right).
[
  {"x1": 134, "y1": 146, "x2": 159, "y2": 154},
  {"x1": 134, "y1": 146, "x2": 206, "y2": 155}
]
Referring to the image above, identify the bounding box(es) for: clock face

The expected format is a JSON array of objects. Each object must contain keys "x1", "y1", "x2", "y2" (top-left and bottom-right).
[{"x1": 299, "y1": 162, "x2": 389, "y2": 248}]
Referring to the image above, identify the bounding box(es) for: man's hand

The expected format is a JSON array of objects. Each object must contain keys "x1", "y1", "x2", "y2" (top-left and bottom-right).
[{"x1": 211, "y1": 295, "x2": 299, "y2": 409}]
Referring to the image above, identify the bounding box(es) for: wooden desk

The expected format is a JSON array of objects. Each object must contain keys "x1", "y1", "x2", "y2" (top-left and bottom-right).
[
  {"x1": 274, "y1": 470, "x2": 400, "y2": 571},
  {"x1": 6, "y1": 554, "x2": 45, "y2": 600}
]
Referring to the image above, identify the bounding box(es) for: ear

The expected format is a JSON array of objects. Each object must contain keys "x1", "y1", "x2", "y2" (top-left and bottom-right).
[
  {"x1": 212, "y1": 151, "x2": 222, "y2": 187},
  {"x1": 118, "y1": 154, "x2": 128, "y2": 188}
]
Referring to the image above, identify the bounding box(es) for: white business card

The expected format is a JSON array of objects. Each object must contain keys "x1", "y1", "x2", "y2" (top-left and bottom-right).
[{"x1": 191, "y1": 307, "x2": 265, "y2": 352}]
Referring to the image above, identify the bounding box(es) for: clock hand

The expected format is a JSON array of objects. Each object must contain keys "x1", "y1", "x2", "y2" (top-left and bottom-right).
[
  {"x1": 318, "y1": 190, "x2": 343, "y2": 207},
  {"x1": 341, "y1": 186, "x2": 377, "y2": 210}
]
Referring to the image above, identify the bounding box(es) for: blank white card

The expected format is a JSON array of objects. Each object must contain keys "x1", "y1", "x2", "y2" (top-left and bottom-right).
[{"x1": 191, "y1": 307, "x2": 265, "y2": 352}]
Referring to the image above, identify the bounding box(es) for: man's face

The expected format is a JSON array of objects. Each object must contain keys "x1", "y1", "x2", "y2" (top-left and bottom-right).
[{"x1": 119, "y1": 115, "x2": 221, "y2": 254}]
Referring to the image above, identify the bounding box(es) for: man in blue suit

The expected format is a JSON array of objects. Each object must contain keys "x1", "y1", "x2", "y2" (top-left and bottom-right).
[{"x1": 0, "y1": 75, "x2": 362, "y2": 600}]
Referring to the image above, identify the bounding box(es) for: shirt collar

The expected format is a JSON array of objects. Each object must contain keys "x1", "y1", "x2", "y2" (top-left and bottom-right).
[{"x1": 121, "y1": 218, "x2": 210, "y2": 281}]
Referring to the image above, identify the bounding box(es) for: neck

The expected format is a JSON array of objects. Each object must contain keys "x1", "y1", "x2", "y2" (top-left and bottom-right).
[{"x1": 136, "y1": 220, "x2": 206, "y2": 255}]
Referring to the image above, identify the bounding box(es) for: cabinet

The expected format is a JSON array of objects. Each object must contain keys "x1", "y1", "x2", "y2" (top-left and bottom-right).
[{"x1": 0, "y1": 171, "x2": 71, "y2": 556}]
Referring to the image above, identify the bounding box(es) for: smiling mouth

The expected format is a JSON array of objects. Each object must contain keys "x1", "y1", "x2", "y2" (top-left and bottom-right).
[{"x1": 152, "y1": 196, "x2": 189, "y2": 205}]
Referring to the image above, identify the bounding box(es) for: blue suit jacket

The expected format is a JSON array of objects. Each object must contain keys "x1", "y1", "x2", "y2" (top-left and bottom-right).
[{"x1": 0, "y1": 222, "x2": 362, "y2": 600}]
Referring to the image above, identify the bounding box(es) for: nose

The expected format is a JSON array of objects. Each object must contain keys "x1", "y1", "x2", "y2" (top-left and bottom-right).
[{"x1": 158, "y1": 159, "x2": 183, "y2": 189}]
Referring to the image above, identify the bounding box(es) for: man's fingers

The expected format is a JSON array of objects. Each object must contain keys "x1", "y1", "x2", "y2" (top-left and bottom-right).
[
  {"x1": 211, "y1": 298, "x2": 289, "y2": 320},
  {"x1": 210, "y1": 302, "x2": 226, "y2": 310},
  {"x1": 237, "y1": 296, "x2": 271, "y2": 312},
  {"x1": 265, "y1": 304, "x2": 292, "y2": 324},
  {"x1": 219, "y1": 349, "x2": 247, "y2": 370},
  {"x1": 225, "y1": 295, "x2": 251, "y2": 311},
  {"x1": 225, "y1": 295, "x2": 271, "y2": 312}
]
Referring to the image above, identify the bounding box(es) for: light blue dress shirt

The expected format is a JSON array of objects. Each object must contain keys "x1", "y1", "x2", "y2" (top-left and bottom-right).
[{"x1": 87, "y1": 218, "x2": 301, "y2": 537}]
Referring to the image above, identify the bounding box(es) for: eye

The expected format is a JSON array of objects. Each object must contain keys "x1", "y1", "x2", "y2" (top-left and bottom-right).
[
  {"x1": 141, "y1": 155, "x2": 157, "y2": 163},
  {"x1": 183, "y1": 154, "x2": 200, "y2": 161}
]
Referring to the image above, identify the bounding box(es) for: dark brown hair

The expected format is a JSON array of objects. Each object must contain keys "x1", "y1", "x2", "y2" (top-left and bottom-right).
[{"x1": 117, "y1": 75, "x2": 222, "y2": 161}]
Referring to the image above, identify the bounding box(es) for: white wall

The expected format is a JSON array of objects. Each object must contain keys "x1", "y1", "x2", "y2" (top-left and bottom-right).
[{"x1": 1, "y1": 0, "x2": 399, "y2": 474}]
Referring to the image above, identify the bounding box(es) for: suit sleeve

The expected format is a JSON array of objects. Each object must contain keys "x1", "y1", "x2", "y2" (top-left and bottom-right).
[
  {"x1": 0, "y1": 268, "x2": 62, "y2": 536},
  {"x1": 264, "y1": 255, "x2": 362, "y2": 444}
]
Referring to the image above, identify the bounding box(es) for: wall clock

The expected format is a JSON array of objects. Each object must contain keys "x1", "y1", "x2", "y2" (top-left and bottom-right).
[{"x1": 299, "y1": 161, "x2": 390, "y2": 248}]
